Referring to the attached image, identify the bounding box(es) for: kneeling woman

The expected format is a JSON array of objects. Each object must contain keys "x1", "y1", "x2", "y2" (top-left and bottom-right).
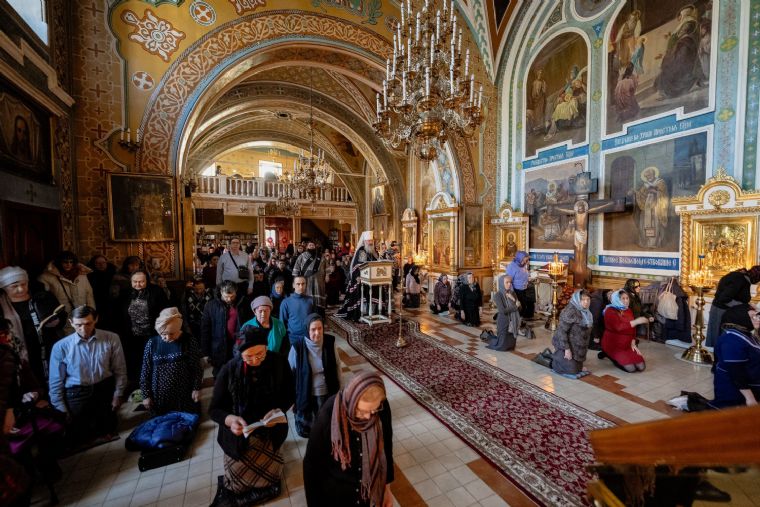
[
  {"x1": 303, "y1": 371, "x2": 395, "y2": 507},
  {"x1": 711, "y1": 304, "x2": 760, "y2": 408},
  {"x1": 600, "y1": 290, "x2": 652, "y2": 372},
  {"x1": 209, "y1": 327, "x2": 295, "y2": 506},
  {"x1": 552, "y1": 290, "x2": 593, "y2": 378}
]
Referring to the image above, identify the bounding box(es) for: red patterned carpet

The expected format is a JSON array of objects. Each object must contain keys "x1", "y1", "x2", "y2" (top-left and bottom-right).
[{"x1": 330, "y1": 316, "x2": 613, "y2": 507}]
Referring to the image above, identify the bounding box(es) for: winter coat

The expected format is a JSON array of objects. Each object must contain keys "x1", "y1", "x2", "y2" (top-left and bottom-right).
[
  {"x1": 200, "y1": 297, "x2": 245, "y2": 373},
  {"x1": 433, "y1": 280, "x2": 452, "y2": 306},
  {"x1": 37, "y1": 262, "x2": 95, "y2": 315},
  {"x1": 552, "y1": 304, "x2": 592, "y2": 362},
  {"x1": 116, "y1": 285, "x2": 169, "y2": 340},
  {"x1": 125, "y1": 411, "x2": 200, "y2": 451}
]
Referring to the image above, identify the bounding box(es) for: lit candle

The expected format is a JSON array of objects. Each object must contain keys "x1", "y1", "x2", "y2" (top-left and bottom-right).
[
  {"x1": 120, "y1": 128, "x2": 124, "y2": 141},
  {"x1": 136, "y1": 129, "x2": 141, "y2": 143},
  {"x1": 126, "y1": 128, "x2": 131, "y2": 143}
]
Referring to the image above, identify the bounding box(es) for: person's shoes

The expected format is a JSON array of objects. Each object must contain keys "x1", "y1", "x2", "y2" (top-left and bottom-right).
[
  {"x1": 693, "y1": 480, "x2": 732, "y2": 503},
  {"x1": 236, "y1": 482, "x2": 281, "y2": 506},
  {"x1": 210, "y1": 475, "x2": 234, "y2": 507},
  {"x1": 597, "y1": 351, "x2": 607, "y2": 360}
]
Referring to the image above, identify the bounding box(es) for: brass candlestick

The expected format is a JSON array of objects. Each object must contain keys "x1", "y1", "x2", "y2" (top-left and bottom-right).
[
  {"x1": 396, "y1": 305, "x2": 409, "y2": 348},
  {"x1": 545, "y1": 253, "x2": 565, "y2": 331},
  {"x1": 683, "y1": 283, "x2": 713, "y2": 364}
]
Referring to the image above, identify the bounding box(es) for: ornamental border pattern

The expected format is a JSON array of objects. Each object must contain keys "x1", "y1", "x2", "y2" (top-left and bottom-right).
[{"x1": 137, "y1": 10, "x2": 391, "y2": 174}]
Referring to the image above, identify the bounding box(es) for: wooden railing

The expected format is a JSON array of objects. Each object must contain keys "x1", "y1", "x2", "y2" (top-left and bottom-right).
[{"x1": 194, "y1": 176, "x2": 352, "y2": 203}]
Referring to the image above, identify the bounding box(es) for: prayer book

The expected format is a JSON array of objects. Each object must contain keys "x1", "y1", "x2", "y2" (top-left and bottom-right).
[{"x1": 242, "y1": 409, "x2": 287, "y2": 437}]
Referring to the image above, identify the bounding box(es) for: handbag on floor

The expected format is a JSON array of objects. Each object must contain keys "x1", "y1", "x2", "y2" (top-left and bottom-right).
[
  {"x1": 531, "y1": 348, "x2": 553, "y2": 368},
  {"x1": 657, "y1": 279, "x2": 679, "y2": 320}
]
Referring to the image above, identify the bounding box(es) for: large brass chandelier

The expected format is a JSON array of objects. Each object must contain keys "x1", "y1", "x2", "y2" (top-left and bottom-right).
[
  {"x1": 374, "y1": 0, "x2": 485, "y2": 160},
  {"x1": 275, "y1": 185, "x2": 300, "y2": 216}
]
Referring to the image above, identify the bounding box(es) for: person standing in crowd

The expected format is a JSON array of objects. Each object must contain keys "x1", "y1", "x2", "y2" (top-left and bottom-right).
[
  {"x1": 430, "y1": 274, "x2": 451, "y2": 314},
  {"x1": 403, "y1": 265, "x2": 421, "y2": 308},
  {"x1": 181, "y1": 279, "x2": 212, "y2": 343},
  {"x1": 270, "y1": 279, "x2": 287, "y2": 318},
  {"x1": 202, "y1": 254, "x2": 219, "y2": 290},
  {"x1": 268, "y1": 258, "x2": 293, "y2": 294},
  {"x1": 711, "y1": 304, "x2": 760, "y2": 408},
  {"x1": 488, "y1": 275, "x2": 520, "y2": 351},
  {"x1": 289, "y1": 244, "x2": 305, "y2": 271},
  {"x1": 110, "y1": 256, "x2": 145, "y2": 299},
  {"x1": 506, "y1": 251, "x2": 534, "y2": 320},
  {"x1": 292, "y1": 241, "x2": 325, "y2": 313},
  {"x1": 552, "y1": 290, "x2": 594, "y2": 379},
  {"x1": 325, "y1": 260, "x2": 346, "y2": 306},
  {"x1": 140, "y1": 308, "x2": 202, "y2": 415},
  {"x1": 600, "y1": 290, "x2": 652, "y2": 373},
  {"x1": 337, "y1": 231, "x2": 379, "y2": 321},
  {"x1": 402, "y1": 256, "x2": 415, "y2": 281},
  {"x1": 288, "y1": 314, "x2": 342, "y2": 438},
  {"x1": 216, "y1": 238, "x2": 252, "y2": 297},
  {"x1": 240, "y1": 296, "x2": 289, "y2": 355},
  {"x1": 0, "y1": 266, "x2": 66, "y2": 383},
  {"x1": 460, "y1": 273, "x2": 482, "y2": 327},
  {"x1": 303, "y1": 371, "x2": 394, "y2": 507},
  {"x1": 48, "y1": 306, "x2": 127, "y2": 446},
  {"x1": 209, "y1": 327, "x2": 295, "y2": 506},
  {"x1": 38, "y1": 251, "x2": 95, "y2": 333},
  {"x1": 87, "y1": 255, "x2": 116, "y2": 329},
  {"x1": 451, "y1": 274, "x2": 465, "y2": 320},
  {"x1": 116, "y1": 270, "x2": 168, "y2": 385},
  {"x1": 279, "y1": 277, "x2": 314, "y2": 347},
  {"x1": 706, "y1": 265, "x2": 760, "y2": 347},
  {"x1": 201, "y1": 281, "x2": 241, "y2": 378}
]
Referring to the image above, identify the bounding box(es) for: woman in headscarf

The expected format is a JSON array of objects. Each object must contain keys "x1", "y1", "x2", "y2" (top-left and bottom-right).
[
  {"x1": 450, "y1": 274, "x2": 466, "y2": 320},
  {"x1": 288, "y1": 313, "x2": 343, "y2": 438},
  {"x1": 240, "y1": 296, "x2": 289, "y2": 355},
  {"x1": 488, "y1": 275, "x2": 520, "y2": 351},
  {"x1": 460, "y1": 273, "x2": 482, "y2": 327},
  {"x1": 140, "y1": 307, "x2": 203, "y2": 415},
  {"x1": 403, "y1": 266, "x2": 421, "y2": 308},
  {"x1": 270, "y1": 279, "x2": 287, "y2": 318},
  {"x1": 706, "y1": 265, "x2": 760, "y2": 347},
  {"x1": 599, "y1": 290, "x2": 652, "y2": 373},
  {"x1": 303, "y1": 371, "x2": 394, "y2": 507},
  {"x1": 430, "y1": 274, "x2": 452, "y2": 314},
  {"x1": 711, "y1": 304, "x2": 760, "y2": 408},
  {"x1": 116, "y1": 270, "x2": 168, "y2": 385},
  {"x1": 209, "y1": 326, "x2": 295, "y2": 506},
  {"x1": 37, "y1": 251, "x2": 95, "y2": 333},
  {"x1": 552, "y1": 289, "x2": 594, "y2": 378}
]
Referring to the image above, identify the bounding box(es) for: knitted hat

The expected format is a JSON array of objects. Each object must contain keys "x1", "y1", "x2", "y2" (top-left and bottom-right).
[
  {"x1": 238, "y1": 325, "x2": 269, "y2": 353},
  {"x1": 0, "y1": 266, "x2": 28, "y2": 289},
  {"x1": 251, "y1": 295, "x2": 273, "y2": 310}
]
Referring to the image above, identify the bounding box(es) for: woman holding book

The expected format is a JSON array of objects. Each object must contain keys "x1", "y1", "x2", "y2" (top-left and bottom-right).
[
  {"x1": 209, "y1": 326, "x2": 295, "y2": 506},
  {"x1": 303, "y1": 371, "x2": 395, "y2": 507}
]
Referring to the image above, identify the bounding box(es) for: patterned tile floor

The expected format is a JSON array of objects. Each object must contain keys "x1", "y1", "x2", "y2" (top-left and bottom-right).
[{"x1": 33, "y1": 298, "x2": 757, "y2": 506}]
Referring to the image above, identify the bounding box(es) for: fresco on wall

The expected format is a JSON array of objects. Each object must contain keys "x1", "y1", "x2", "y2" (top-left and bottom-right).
[
  {"x1": 606, "y1": 1, "x2": 713, "y2": 134},
  {"x1": 525, "y1": 32, "x2": 588, "y2": 157},
  {"x1": 372, "y1": 185, "x2": 386, "y2": 215},
  {"x1": 312, "y1": 0, "x2": 382, "y2": 25},
  {"x1": 435, "y1": 148, "x2": 455, "y2": 196},
  {"x1": 574, "y1": 0, "x2": 611, "y2": 19},
  {"x1": 523, "y1": 160, "x2": 586, "y2": 251},
  {"x1": 602, "y1": 131, "x2": 707, "y2": 252},
  {"x1": 0, "y1": 82, "x2": 52, "y2": 183}
]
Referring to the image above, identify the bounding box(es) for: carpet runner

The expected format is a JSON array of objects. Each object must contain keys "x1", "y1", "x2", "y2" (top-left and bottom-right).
[{"x1": 330, "y1": 316, "x2": 613, "y2": 507}]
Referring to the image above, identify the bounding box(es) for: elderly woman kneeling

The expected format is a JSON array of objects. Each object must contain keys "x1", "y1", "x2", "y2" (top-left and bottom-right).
[{"x1": 209, "y1": 327, "x2": 295, "y2": 506}]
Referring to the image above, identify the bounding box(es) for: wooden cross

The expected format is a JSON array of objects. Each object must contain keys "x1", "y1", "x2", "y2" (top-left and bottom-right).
[{"x1": 543, "y1": 171, "x2": 630, "y2": 288}]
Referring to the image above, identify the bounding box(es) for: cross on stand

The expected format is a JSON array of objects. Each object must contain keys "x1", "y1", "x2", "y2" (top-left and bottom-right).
[{"x1": 543, "y1": 170, "x2": 631, "y2": 288}]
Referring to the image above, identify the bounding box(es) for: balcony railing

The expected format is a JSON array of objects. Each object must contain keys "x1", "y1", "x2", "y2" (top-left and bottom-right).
[{"x1": 193, "y1": 176, "x2": 352, "y2": 203}]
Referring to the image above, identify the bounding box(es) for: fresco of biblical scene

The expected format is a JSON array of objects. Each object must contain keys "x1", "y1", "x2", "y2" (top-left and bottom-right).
[
  {"x1": 606, "y1": 1, "x2": 713, "y2": 134},
  {"x1": 523, "y1": 160, "x2": 586, "y2": 251},
  {"x1": 431, "y1": 219, "x2": 451, "y2": 268},
  {"x1": 602, "y1": 131, "x2": 708, "y2": 252},
  {"x1": 525, "y1": 32, "x2": 588, "y2": 157},
  {"x1": 573, "y1": 0, "x2": 612, "y2": 19},
  {"x1": 464, "y1": 206, "x2": 482, "y2": 266}
]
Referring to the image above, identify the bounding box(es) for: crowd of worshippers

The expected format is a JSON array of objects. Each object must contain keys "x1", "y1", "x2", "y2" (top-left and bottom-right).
[{"x1": 0, "y1": 239, "x2": 400, "y2": 507}]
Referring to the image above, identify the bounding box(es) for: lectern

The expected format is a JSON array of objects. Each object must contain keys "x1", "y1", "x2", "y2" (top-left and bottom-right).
[{"x1": 357, "y1": 260, "x2": 394, "y2": 325}]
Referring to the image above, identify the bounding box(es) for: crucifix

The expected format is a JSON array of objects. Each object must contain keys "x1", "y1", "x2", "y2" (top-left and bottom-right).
[{"x1": 544, "y1": 170, "x2": 630, "y2": 288}]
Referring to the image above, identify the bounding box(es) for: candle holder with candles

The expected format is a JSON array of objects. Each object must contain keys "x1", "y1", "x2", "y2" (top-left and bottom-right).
[
  {"x1": 546, "y1": 252, "x2": 565, "y2": 331},
  {"x1": 684, "y1": 255, "x2": 714, "y2": 364},
  {"x1": 118, "y1": 128, "x2": 141, "y2": 152}
]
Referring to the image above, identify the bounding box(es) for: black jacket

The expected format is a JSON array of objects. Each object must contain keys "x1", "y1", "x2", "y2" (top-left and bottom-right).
[
  {"x1": 200, "y1": 297, "x2": 244, "y2": 374},
  {"x1": 303, "y1": 395, "x2": 394, "y2": 507},
  {"x1": 208, "y1": 354, "x2": 294, "y2": 460},
  {"x1": 713, "y1": 271, "x2": 752, "y2": 309},
  {"x1": 116, "y1": 285, "x2": 168, "y2": 339}
]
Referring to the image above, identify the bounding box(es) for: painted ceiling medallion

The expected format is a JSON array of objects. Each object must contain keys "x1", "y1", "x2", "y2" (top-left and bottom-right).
[
  {"x1": 190, "y1": 1, "x2": 216, "y2": 26},
  {"x1": 132, "y1": 71, "x2": 155, "y2": 90},
  {"x1": 228, "y1": 0, "x2": 266, "y2": 16},
  {"x1": 121, "y1": 9, "x2": 186, "y2": 62}
]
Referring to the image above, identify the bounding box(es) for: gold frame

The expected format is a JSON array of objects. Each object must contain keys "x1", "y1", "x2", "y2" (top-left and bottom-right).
[
  {"x1": 426, "y1": 192, "x2": 459, "y2": 273},
  {"x1": 674, "y1": 169, "x2": 760, "y2": 286},
  {"x1": 400, "y1": 208, "x2": 418, "y2": 259},
  {"x1": 107, "y1": 172, "x2": 177, "y2": 242},
  {"x1": 490, "y1": 201, "x2": 529, "y2": 267}
]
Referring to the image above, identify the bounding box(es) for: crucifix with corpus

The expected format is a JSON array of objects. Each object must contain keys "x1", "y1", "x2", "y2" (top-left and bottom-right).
[{"x1": 544, "y1": 170, "x2": 631, "y2": 288}]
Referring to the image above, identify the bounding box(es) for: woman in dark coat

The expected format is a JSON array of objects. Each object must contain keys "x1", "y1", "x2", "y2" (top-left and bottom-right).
[
  {"x1": 706, "y1": 265, "x2": 760, "y2": 347},
  {"x1": 86, "y1": 255, "x2": 117, "y2": 329},
  {"x1": 209, "y1": 327, "x2": 295, "y2": 506},
  {"x1": 117, "y1": 270, "x2": 168, "y2": 385},
  {"x1": 711, "y1": 304, "x2": 760, "y2": 408},
  {"x1": 552, "y1": 290, "x2": 593, "y2": 378},
  {"x1": 430, "y1": 274, "x2": 452, "y2": 314},
  {"x1": 460, "y1": 273, "x2": 482, "y2": 326},
  {"x1": 140, "y1": 308, "x2": 203, "y2": 415},
  {"x1": 658, "y1": 277, "x2": 692, "y2": 346},
  {"x1": 303, "y1": 371, "x2": 394, "y2": 507},
  {"x1": 488, "y1": 275, "x2": 520, "y2": 351}
]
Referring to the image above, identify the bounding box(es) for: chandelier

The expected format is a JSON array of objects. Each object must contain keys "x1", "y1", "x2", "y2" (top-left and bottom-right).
[
  {"x1": 281, "y1": 71, "x2": 334, "y2": 203},
  {"x1": 374, "y1": 0, "x2": 485, "y2": 161},
  {"x1": 275, "y1": 185, "x2": 300, "y2": 216}
]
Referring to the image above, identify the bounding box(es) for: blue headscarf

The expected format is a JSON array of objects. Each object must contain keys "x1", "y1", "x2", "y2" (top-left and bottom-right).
[
  {"x1": 605, "y1": 289, "x2": 628, "y2": 311},
  {"x1": 569, "y1": 290, "x2": 594, "y2": 327}
]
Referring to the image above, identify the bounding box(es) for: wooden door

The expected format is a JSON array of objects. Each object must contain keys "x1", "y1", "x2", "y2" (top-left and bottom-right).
[{"x1": 1, "y1": 201, "x2": 62, "y2": 278}]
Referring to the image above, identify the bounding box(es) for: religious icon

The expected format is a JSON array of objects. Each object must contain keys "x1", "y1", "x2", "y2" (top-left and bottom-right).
[
  {"x1": 504, "y1": 232, "x2": 517, "y2": 259},
  {"x1": 431, "y1": 220, "x2": 451, "y2": 267},
  {"x1": 372, "y1": 185, "x2": 386, "y2": 215},
  {"x1": 108, "y1": 173, "x2": 176, "y2": 242}
]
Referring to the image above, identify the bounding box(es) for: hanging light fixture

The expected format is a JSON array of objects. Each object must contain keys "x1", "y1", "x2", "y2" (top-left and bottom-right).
[
  {"x1": 374, "y1": 0, "x2": 485, "y2": 161},
  {"x1": 275, "y1": 180, "x2": 300, "y2": 216},
  {"x1": 286, "y1": 70, "x2": 335, "y2": 203}
]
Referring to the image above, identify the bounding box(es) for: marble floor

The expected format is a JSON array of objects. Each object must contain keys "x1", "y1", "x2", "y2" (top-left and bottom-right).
[{"x1": 33, "y1": 302, "x2": 757, "y2": 507}]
